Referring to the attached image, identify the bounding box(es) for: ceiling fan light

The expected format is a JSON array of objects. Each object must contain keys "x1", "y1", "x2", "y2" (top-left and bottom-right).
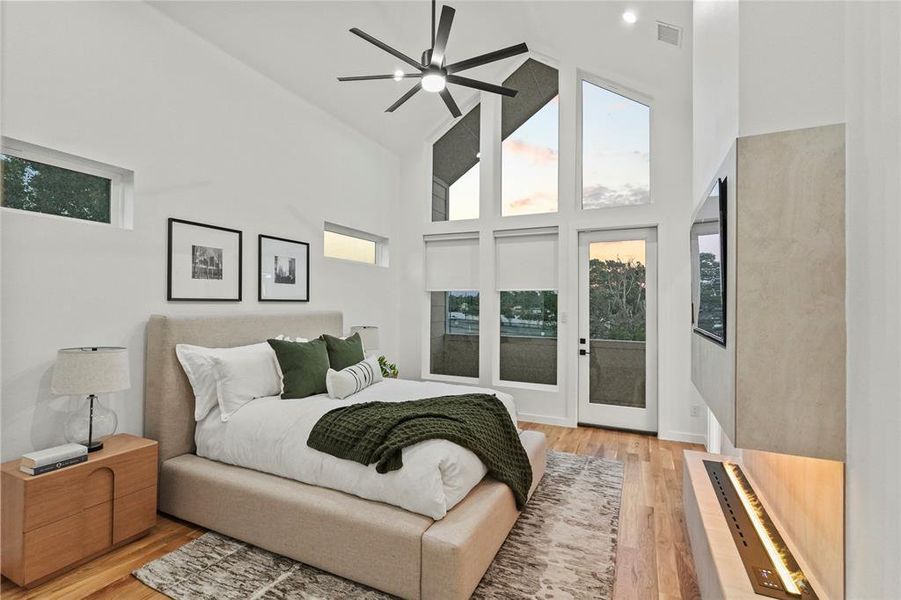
[
  {"x1": 422, "y1": 73, "x2": 446, "y2": 93},
  {"x1": 393, "y1": 69, "x2": 404, "y2": 81}
]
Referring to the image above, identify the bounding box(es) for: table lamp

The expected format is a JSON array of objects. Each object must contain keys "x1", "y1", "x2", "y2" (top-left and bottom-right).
[{"x1": 51, "y1": 346, "x2": 130, "y2": 452}]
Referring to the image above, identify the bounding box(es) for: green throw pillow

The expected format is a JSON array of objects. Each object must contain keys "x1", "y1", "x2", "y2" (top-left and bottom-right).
[
  {"x1": 319, "y1": 332, "x2": 365, "y2": 371},
  {"x1": 267, "y1": 338, "x2": 330, "y2": 399}
]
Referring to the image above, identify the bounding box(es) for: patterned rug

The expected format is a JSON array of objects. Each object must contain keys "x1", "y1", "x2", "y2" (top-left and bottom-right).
[{"x1": 134, "y1": 451, "x2": 624, "y2": 599}]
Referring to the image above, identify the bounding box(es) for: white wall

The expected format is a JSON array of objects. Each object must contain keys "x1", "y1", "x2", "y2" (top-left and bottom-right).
[
  {"x1": 395, "y1": 1, "x2": 705, "y2": 442},
  {"x1": 738, "y1": 1, "x2": 845, "y2": 137},
  {"x1": 693, "y1": 0, "x2": 845, "y2": 202},
  {"x1": 844, "y1": 2, "x2": 901, "y2": 596},
  {"x1": 0, "y1": 2, "x2": 400, "y2": 461},
  {"x1": 692, "y1": 0, "x2": 739, "y2": 203}
]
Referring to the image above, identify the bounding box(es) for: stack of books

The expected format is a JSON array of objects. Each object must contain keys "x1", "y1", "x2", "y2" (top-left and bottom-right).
[{"x1": 19, "y1": 443, "x2": 88, "y2": 475}]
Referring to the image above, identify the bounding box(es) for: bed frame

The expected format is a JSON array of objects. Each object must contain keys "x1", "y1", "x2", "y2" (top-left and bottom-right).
[{"x1": 144, "y1": 313, "x2": 546, "y2": 600}]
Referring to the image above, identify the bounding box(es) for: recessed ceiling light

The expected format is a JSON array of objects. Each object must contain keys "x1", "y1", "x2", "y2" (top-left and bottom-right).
[
  {"x1": 393, "y1": 69, "x2": 404, "y2": 82},
  {"x1": 421, "y1": 72, "x2": 446, "y2": 93},
  {"x1": 622, "y1": 10, "x2": 637, "y2": 24}
]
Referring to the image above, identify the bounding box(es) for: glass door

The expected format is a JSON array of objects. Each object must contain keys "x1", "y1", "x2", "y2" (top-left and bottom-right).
[{"x1": 577, "y1": 228, "x2": 658, "y2": 432}]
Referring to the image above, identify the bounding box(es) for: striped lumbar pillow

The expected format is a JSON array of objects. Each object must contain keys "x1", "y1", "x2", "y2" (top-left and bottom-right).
[{"x1": 325, "y1": 356, "x2": 383, "y2": 400}]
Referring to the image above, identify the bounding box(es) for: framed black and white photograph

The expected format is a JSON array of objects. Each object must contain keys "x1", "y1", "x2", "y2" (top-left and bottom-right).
[
  {"x1": 258, "y1": 234, "x2": 310, "y2": 302},
  {"x1": 168, "y1": 218, "x2": 242, "y2": 301}
]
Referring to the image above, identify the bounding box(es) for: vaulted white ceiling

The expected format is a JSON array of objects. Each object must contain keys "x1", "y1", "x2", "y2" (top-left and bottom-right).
[{"x1": 151, "y1": 1, "x2": 691, "y2": 155}]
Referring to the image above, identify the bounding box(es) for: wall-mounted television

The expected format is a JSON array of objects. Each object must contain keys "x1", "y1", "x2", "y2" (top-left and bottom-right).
[{"x1": 691, "y1": 177, "x2": 727, "y2": 346}]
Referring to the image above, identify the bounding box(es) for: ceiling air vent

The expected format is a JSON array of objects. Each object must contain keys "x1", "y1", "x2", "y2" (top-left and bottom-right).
[{"x1": 657, "y1": 21, "x2": 682, "y2": 47}]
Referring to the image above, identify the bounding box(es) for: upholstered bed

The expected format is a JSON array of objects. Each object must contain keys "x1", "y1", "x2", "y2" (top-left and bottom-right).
[{"x1": 144, "y1": 312, "x2": 547, "y2": 600}]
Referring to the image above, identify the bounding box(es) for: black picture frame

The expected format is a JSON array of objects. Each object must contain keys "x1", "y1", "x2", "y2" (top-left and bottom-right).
[
  {"x1": 258, "y1": 234, "x2": 311, "y2": 302},
  {"x1": 167, "y1": 218, "x2": 243, "y2": 301}
]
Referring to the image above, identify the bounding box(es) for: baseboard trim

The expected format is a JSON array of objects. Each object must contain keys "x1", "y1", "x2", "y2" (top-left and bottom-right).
[
  {"x1": 658, "y1": 429, "x2": 707, "y2": 445},
  {"x1": 517, "y1": 413, "x2": 574, "y2": 428}
]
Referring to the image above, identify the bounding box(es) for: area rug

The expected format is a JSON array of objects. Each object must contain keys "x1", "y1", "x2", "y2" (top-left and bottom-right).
[{"x1": 134, "y1": 450, "x2": 624, "y2": 599}]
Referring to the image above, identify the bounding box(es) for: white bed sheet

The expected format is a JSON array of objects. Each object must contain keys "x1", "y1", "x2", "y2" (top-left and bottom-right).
[{"x1": 195, "y1": 378, "x2": 519, "y2": 520}]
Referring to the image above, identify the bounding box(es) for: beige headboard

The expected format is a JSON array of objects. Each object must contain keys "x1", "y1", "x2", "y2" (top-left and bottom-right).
[{"x1": 144, "y1": 312, "x2": 343, "y2": 464}]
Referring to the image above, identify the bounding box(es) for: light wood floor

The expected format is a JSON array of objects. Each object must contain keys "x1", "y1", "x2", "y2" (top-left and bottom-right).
[{"x1": 1, "y1": 424, "x2": 702, "y2": 599}]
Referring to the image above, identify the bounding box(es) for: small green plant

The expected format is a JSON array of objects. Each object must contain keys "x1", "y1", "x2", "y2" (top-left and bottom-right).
[{"x1": 378, "y1": 355, "x2": 399, "y2": 379}]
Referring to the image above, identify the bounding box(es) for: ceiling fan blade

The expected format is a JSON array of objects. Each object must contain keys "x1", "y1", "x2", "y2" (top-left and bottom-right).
[
  {"x1": 445, "y1": 42, "x2": 529, "y2": 74},
  {"x1": 386, "y1": 84, "x2": 422, "y2": 112},
  {"x1": 439, "y1": 87, "x2": 462, "y2": 118},
  {"x1": 446, "y1": 75, "x2": 518, "y2": 97},
  {"x1": 337, "y1": 74, "x2": 422, "y2": 81},
  {"x1": 350, "y1": 28, "x2": 424, "y2": 71},
  {"x1": 430, "y1": 5, "x2": 456, "y2": 67}
]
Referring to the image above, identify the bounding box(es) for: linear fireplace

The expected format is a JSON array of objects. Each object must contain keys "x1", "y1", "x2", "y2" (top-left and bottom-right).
[{"x1": 704, "y1": 460, "x2": 819, "y2": 599}]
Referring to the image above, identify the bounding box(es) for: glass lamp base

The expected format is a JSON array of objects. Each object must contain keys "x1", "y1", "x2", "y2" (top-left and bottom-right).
[{"x1": 65, "y1": 394, "x2": 118, "y2": 451}]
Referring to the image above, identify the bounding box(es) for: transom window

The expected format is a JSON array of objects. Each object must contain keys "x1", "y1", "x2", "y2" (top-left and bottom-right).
[
  {"x1": 580, "y1": 79, "x2": 650, "y2": 209},
  {"x1": 432, "y1": 105, "x2": 480, "y2": 222},
  {"x1": 323, "y1": 222, "x2": 388, "y2": 266},
  {"x1": 501, "y1": 59, "x2": 559, "y2": 217},
  {"x1": 1, "y1": 138, "x2": 132, "y2": 227}
]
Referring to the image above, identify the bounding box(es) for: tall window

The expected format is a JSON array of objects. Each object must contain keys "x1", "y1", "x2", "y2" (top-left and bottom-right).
[
  {"x1": 425, "y1": 235, "x2": 480, "y2": 378},
  {"x1": 495, "y1": 230, "x2": 558, "y2": 385},
  {"x1": 501, "y1": 59, "x2": 559, "y2": 217},
  {"x1": 1, "y1": 139, "x2": 131, "y2": 226},
  {"x1": 581, "y1": 79, "x2": 650, "y2": 209},
  {"x1": 432, "y1": 105, "x2": 480, "y2": 221}
]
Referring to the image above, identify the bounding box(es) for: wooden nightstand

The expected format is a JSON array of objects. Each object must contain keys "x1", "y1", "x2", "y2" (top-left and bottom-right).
[{"x1": 0, "y1": 434, "x2": 158, "y2": 588}]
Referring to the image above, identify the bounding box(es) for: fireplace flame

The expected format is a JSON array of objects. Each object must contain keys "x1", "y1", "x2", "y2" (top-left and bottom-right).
[{"x1": 723, "y1": 462, "x2": 803, "y2": 596}]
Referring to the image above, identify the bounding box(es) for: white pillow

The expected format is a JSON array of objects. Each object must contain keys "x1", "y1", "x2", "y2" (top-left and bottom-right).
[
  {"x1": 274, "y1": 334, "x2": 309, "y2": 343},
  {"x1": 175, "y1": 344, "x2": 223, "y2": 421},
  {"x1": 326, "y1": 357, "x2": 383, "y2": 400},
  {"x1": 209, "y1": 343, "x2": 282, "y2": 421}
]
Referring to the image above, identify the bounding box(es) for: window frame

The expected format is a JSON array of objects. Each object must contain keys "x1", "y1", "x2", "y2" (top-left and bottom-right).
[
  {"x1": 1, "y1": 137, "x2": 133, "y2": 228},
  {"x1": 576, "y1": 71, "x2": 654, "y2": 212},
  {"x1": 323, "y1": 221, "x2": 389, "y2": 267}
]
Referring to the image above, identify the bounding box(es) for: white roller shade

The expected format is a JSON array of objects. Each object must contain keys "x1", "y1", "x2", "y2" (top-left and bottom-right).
[
  {"x1": 424, "y1": 234, "x2": 479, "y2": 291},
  {"x1": 495, "y1": 229, "x2": 558, "y2": 290}
]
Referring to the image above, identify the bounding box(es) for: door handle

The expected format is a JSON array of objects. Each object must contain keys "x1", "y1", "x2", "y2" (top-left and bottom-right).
[{"x1": 579, "y1": 349, "x2": 590, "y2": 356}]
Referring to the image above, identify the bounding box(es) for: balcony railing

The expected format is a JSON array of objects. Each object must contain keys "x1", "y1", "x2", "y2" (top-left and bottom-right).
[
  {"x1": 588, "y1": 339, "x2": 646, "y2": 408},
  {"x1": 430, "y1": 332, "x2": 645, "y2": 407}
]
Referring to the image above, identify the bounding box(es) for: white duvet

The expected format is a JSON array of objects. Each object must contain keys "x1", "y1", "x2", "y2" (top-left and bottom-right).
[{"x1": 195, "y1": 378, "x2": 519, "y2": 520}]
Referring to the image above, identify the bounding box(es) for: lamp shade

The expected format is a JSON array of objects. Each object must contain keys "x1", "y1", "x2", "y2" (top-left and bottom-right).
[
  {"x1": 51, "y1": 347, "x2": 130, "y2": 396},
  {"x1": 349, "y1": 326, "x2": 380, "y2": 353}
]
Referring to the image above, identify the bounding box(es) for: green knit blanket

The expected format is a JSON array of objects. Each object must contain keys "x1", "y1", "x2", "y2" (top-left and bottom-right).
[{"x1": 307, "y1": 393, "x2": 533, "y2": 509}]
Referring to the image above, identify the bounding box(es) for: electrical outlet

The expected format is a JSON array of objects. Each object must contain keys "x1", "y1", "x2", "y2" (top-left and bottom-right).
[{"x1": 690, "y1": 405, "x2": 704, "y2": 418}]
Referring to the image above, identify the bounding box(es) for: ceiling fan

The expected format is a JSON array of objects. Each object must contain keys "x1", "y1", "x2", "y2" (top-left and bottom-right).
[{"x1": 337, "y1": 0, "x2": 528, "y2": 118}]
